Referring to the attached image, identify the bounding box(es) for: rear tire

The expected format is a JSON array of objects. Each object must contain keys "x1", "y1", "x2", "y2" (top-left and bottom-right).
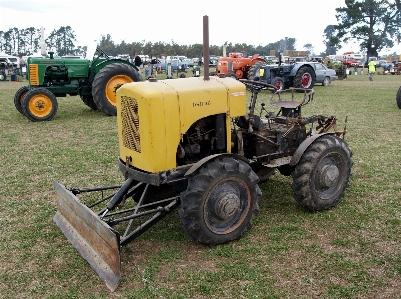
[
  {"x1": 322, "y1": 76, "x2": 331, "y2": 86},
  {"x1": 293, "y1": 66, "x2": 315, "y2": 89},
  {"x1": 92, "y1": 63, "x2": 142, "y2": 116},
  {"x1": 247, "y1": 62, "x2": 265, "y2": 81},
  {"x1": 80, "y1": 95, "x2": 98, "y2": 110},
  {"x1": 21, "y1": 88, "x2": 58, "y2": 122},
  {"x1": 291, "y1": 135, "x2": 353, "y2": 211},
  {"x1": 179, "y1": 157, "x2": 261, "y2": 245},
  {"x1": 14, "y1": 86, "x2": 29, "y2": 114},
  {"x1": 396, "y1": 86, "x2": 401, "y2": 109}
]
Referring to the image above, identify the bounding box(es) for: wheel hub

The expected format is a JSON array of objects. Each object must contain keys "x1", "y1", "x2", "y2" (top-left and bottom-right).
[
  {"x1": 319, "y1": 164, "x2": 339, "y2": 188},
  {"x1": 214, "y1": 192, "x2": 240, "y2": 220}
]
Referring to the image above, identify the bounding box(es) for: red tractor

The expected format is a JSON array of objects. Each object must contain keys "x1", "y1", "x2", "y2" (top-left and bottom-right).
[{"x1": 216, "y1": 52, "x2": 267, "y2": 80}]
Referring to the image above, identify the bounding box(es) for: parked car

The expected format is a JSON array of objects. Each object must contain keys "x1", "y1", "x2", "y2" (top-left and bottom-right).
[
  {"x1": 377, "y1": 60, "x2": 389, "y2": 68},
  {"x1": 311, "y1": 62, "x2": 337, "y2": 86},
  {"x1": 181, "y1": 58, "x2": 194, "y2": 68}
]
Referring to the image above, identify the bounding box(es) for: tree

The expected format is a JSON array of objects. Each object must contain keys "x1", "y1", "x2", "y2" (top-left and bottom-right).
[
  {"x1": 334, "y1": 0, "x2": 401, "y2": 57},
  {"x1": 322, "y1": 25, "x2": 340, "y2": 56},
  {"x1": 303, "y1": 43, "x2": 314, "y2": 55}
]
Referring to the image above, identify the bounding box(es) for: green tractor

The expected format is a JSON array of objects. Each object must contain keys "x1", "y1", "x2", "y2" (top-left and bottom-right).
[{"x1": 14, "y1": 48, "x2": 142, "y2": 121}]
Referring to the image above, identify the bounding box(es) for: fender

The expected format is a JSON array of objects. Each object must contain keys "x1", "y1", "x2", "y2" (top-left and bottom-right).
[
  {"x1": 185, "y1": 153, "x2": 249, "y2": 176},
  {"x1": 289, "y1": 133, "x2": 328, "y2": 166}
]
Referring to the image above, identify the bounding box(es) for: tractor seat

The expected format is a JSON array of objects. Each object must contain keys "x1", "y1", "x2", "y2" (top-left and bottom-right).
[
  {"x1": 271, "y1": 101, "x2": 303, "y2": 109},
  {"x1": 270, "y1": 88, "x2": 314, "y2": 109}
]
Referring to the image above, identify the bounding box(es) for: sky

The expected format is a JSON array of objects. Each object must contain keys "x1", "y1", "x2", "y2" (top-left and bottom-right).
[{"x1": 0, "y1": 0, "x2": 400, "y2": 58}]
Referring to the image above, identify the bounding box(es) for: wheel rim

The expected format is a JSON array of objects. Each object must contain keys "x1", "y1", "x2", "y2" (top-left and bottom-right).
[
  {"x1": 203, "y1": 177, "x2": 251, "y2": 234},
  {"x1": 301, "y1": 73, "x2": 311, "y2": 88},
  {"x1": 28, "y1": 94, "x2": 53, "y2": 117},
  {"x1": 275, "y1": 80, "x2": 283, "y2": 90},
  {"x1": 313, "y1": 154, "x2": 344, "y2": 200},
  {"x1": 105, "y1": 75, "x2": 133, "y2": 106}
]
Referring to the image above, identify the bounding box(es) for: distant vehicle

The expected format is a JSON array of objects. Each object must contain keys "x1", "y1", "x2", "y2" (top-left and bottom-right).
[
  {"x1": 181, "y1": 58, "x2": 194, "y2": 68},
  {"x1": 312, "y1": 62, "x2": 337, "y2": 86},
  {"x1": 264, "y1": 56, "x2": 279, "y2": 64},
  {"x1": 377, "y1": 60, "x2": 389, "y2": 68}
]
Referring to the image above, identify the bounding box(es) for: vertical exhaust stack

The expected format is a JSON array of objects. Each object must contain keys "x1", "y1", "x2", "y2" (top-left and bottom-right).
[{"x1": 203, "y1": 15, "x2": 210, "y2": 81}]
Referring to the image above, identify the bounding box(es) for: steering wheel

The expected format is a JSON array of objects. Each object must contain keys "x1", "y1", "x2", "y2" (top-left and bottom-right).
[{"x1": 239, "y1": 79, "x2": 277, "y2": 93}]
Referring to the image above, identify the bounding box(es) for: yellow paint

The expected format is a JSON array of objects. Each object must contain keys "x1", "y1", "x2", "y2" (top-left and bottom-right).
[
  {"x1": 29, "y1": 64, "x2": 39, "y2": 85},
  {"x1": 116, "y1": 76, "x2": 246, "y2": 173}
]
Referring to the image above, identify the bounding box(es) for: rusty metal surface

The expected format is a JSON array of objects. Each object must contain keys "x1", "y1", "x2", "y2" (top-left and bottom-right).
[{"x1": 53, "y1": 181, "x2": 121, "y2": 292}]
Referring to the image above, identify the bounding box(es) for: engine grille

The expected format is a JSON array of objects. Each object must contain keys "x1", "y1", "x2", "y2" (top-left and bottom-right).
[
  {"x1": 120, "y1": 96, "x2": 141, "y2": 153},
  {"x1": 29, "y1": 64, "x2": 39, "y2": 85}
]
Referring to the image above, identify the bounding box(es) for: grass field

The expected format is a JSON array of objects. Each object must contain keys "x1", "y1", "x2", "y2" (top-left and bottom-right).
[{"x1": 0, "y1": 70, "x2": 400, "y2": 299}]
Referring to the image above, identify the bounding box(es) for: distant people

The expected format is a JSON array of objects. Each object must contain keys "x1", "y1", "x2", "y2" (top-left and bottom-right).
[
  {"x1": 134, "y1": 53, "x2": 142, "y2": 69},
  {"x1": 19, "y1": 56, "x2": 25, "y2": 75},
  {"x1": 368, "y1": 59, "x2": 376, "y2": 81},
  {"x1": 198, "y1": 57, "x2": 202, "y2": 66}
]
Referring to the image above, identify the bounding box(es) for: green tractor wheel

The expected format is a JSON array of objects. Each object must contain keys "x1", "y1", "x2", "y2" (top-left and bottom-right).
[
  {"x1": 92, "y1": 63, "x2": 142, "y2": 116},
  {"x1": 80, "y1": 95, "x2": 98, "y2": 110},
  {"x1": 21, "y1": 88, "x2": 58, "y2": 122},
  {"x1": 14, "y1": 86, "x2": 29, "y2": 115}
]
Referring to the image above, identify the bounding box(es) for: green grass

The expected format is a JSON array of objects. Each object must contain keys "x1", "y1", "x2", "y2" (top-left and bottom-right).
[{"x1": 0, "y1": 71, "x2": 400, "y2": 299}]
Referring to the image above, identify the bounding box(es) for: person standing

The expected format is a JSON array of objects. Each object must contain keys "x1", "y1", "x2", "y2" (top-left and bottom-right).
[
  {"x1": 19, "y1": 56, "x2": 26, "y2": 75},
  {"x1": 134, "y1": 53, "x2": 142, "y2": 69},
  {"x1": 368, "y1": 59, "x2": 376, "y2": 81}
]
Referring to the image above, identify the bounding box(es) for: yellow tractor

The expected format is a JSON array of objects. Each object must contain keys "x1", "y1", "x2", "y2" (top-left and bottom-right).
[
  {"x1": 53, "y1": 16, "x2": 352, "y2": 291},
  {"x1": 54, "y1": 75, "x2": 353, "y2": 291}
]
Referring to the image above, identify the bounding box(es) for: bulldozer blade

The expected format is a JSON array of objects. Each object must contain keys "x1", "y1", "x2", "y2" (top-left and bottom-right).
[{"x1": 53, "y1": 181, "x2": 121, "y2": 292}]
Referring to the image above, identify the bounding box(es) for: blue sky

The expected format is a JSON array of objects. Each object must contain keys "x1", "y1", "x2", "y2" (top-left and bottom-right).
[{"x1": 1, "y1": 0, "x2": 400, "y2": 57}]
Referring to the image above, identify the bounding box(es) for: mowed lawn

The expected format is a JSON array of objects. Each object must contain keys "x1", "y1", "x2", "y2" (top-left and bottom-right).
[{"x1": 0, "y1": 70, "x2": 400, "y2": 299}]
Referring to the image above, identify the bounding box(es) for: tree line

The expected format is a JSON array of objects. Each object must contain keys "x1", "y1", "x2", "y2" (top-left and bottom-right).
[{"x1": 1, "y1": 1, "x2": 400, "y2": 59}]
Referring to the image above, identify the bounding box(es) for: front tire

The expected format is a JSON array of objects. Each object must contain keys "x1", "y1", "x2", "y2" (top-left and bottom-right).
[
  {"x1": 21, "y1": 88, "x2": 58, "y2": 122},
  {"x1": 291, "y1": 135, "x2": 353, "y2": 211},
  {"x1": 271, "y1": 77, "x2": 285, "y2": 90},
  {"x1": 293, "y1": 66, "x2": 315, "y2": 89},
  {"x1": 396, "y1": 86, "x2": 401, "y2": 109},
  {"x1": 14, "y1": 86, "x2": 29, "y2": 114},
  {"x1": 225, "y1": 72, "x2": 238, "y2": 80},
  {"x1": 92, "y1": 63, "x2": 142, "y2": 116},
  {"x1": 179, "y1": 157, "x2": 261, "y2": 245}
]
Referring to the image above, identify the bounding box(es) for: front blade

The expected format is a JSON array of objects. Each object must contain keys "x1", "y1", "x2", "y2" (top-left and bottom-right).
[{"x1": 53, "y1": 181, "x2": 121, "y2": 292}]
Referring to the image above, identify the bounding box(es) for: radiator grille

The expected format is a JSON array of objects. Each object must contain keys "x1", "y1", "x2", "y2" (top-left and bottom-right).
[
  {"x1": 29, "y1": 64, "x2": 39, "y2": 85},
  {"x1": 120, "y1": 96, "x2": 141, "y2": 153},
  {"x1": 227, "y1": 61, "x2": 233, "y2": 72}
]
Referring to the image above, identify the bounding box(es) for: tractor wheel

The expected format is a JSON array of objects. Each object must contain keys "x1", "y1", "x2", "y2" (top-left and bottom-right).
[
  {"x1": 247, "y1": 62, "x2": 265, "y2": 81},
  {"x1": 291, "y1": 135, "x2": 353, "y2": 211},
  {"x1": 225, "y1": 72, "x2": 238, "y2": 80},
  {"x1": 80, "y1": 95, "x2": 98, "y2": 110},
  {"x1": 271, "y1": 77, "x2": 285, "y2": 90},
  {"x1": 179, "y1": 157, "x2": 261, "y2": 245},
  {"x1": 92, "y1": 63, "x2": 142, "y2": 116},
  {"x1": 396, "y1": 86, "x2": 401, "y2": 109},
  {"x1": 293, "y1": 65, "x2": 315, "y2": 89},
  {"x1": 21, "y1": 88, "x2": 58, "y2": 122},
  {"x1": 14, "y1": 85, "x2": 29, "y2": 114}
]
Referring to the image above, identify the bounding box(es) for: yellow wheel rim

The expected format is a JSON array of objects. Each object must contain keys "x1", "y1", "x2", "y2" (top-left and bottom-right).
[
  {"x1": 105, "y1": 75, "x2": 133, "y2": 106},
  {"x1": 28, "y1": 94, "x2": 53, "y2": 117}
]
